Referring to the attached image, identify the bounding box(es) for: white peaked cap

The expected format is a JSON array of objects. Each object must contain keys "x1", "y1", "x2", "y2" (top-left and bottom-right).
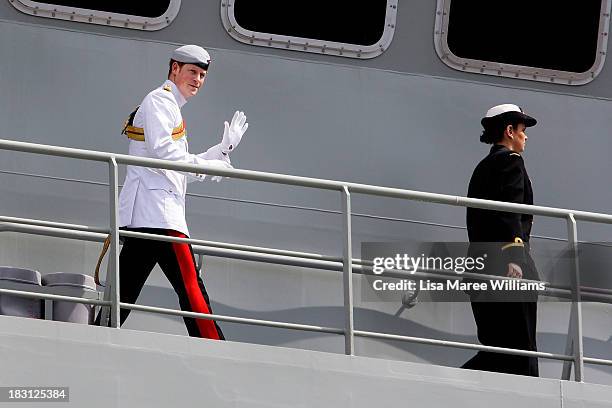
[
  {"x1": 485, "y1": 104, "x2": 522, "y2": 118},
  {"x1": 172, "y1": 45, "x2": 211, "y2": 70},
  {"x1": 481, "y1": 104, "x2": 537, "y2": 127}
]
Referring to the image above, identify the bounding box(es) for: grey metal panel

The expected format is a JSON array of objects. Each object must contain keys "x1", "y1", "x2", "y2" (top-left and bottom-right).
[
  {"x1": 3, "y1": 0, "x2": 612, "y2": 98},
  {"x1": 2, "y1": 18, "x2": 612, "y2": 244},
  {"x1": 4, "y1": 231, "x2": 612, "y2": 384},
  {"x1": 1, "y1": 0, "x2": 612, "y2": 390},
  {"x1": 0, "y1": 315, "x2": 595, "y2": 408},
  {"x1": 562, "y1": 381, "x2": 612, "y2": 408}
]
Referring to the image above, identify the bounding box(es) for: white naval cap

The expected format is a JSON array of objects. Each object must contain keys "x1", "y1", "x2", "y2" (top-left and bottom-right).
[
  {"x1": 172, "y1": 45, "x2": 211, "y2": 70},
  {"x1": 481, "y1": 104, "x2": 537, "y2": 128}
]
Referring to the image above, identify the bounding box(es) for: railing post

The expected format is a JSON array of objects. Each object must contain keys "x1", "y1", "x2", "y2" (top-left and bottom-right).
[
  {"x1": 195, "y1": 253, "x2": 204, "y2": 274},
  {"x1": 566, "y1": 213, "x2": 584, "y2": 381},
  {"x1": 341, "y1": 186, "x2": 354, "y2": 355},
  {"x1": 108, "y1": 157, "x2": 121, "y2": 328}
]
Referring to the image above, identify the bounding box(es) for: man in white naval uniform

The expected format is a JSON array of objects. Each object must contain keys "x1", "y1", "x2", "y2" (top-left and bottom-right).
[{"x1": 103, "y1": 45, "x2": 248, "y2": 340}]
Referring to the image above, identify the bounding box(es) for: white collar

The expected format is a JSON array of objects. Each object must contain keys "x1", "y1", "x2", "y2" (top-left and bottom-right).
[{"x1": 163, "y1": 79, "x2": 187, "y2": 108}]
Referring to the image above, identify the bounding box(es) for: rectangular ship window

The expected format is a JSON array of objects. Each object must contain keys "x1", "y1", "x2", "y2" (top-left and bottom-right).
[
  {"x1": 222, "y1": 0, "x2": 398, "y2": 59},
  {"x1": 9, "y1": 0, "x2": 179, "y2": 30},
  {"x1": 234, "y1": 0, "x2": 387, "y2": 46},
  {"x1": 447, "y1": 0, "x2": 601, "y2": 73},
  {"x1": 31, "y1": 0, "x2": 172, "y2": 18},
  {"x1": 434, "y1": 0, "x2": 610, "y2": 84}
]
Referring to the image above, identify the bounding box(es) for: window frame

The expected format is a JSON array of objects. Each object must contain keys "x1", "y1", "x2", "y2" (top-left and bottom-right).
[
  {"x1": 434, "y1": 0, "x2": 612, "y2": 85},
  {"x1": 8, "y1": 0, "x2": 181, "y2": 31},
  {"x1": 220, "y1": 0, "x2": 398, "y2": 59}
]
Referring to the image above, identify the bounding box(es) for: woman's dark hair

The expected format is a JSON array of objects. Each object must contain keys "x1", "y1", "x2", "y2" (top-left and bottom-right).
[{"x1": 480, "y1": 113, "x2": 523, "y2": 144}]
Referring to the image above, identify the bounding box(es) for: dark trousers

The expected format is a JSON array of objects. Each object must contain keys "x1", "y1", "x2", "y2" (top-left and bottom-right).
[
  {"x1": 97, "y1": 228, "x2": 224, "y2": 340},
  {"x1": 462, "y1": 301, "x2": 538, "y2": 376}
]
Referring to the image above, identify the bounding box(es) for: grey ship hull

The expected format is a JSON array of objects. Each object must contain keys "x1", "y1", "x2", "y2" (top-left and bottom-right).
[{"x1": 1, "y1": 0, "x2": 612, "y2": 404}]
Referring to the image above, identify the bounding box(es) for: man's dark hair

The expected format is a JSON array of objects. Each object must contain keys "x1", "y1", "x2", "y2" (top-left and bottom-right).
[
  {"x1": 480, "y1": 114, "x2": 524, "y2": 144},
  {"x1": 167, "y1": 59, "x2": 185, "y2": 79}
]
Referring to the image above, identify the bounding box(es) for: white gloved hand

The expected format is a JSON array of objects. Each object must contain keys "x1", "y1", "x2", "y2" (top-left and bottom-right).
[
  {"x1": 204, "y1": 159, "x2": 233, "y2": 183},
  {"x1": 221, "y1": 110, "x2": 248, "y2": 154}
]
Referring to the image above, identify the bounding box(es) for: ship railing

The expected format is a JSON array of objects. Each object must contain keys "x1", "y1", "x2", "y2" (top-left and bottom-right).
[{"x1": 0, "y1": 138, "x2": 610, "y2": 382}]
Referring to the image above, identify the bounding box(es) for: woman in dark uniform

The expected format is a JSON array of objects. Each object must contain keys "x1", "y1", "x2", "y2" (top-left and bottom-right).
[{"x1": 462, "y1": 104, "x2": 540, "y2": 377}]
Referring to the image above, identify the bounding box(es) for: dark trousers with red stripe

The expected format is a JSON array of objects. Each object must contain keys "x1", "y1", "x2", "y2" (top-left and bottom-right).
[{"x1": 116, "y1": 227, "x2": 224, "y2": 340}]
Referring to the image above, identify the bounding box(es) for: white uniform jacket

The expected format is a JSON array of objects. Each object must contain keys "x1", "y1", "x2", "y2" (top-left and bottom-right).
[{"x1": 118, "y1": 80, "x2": 229, "y2": 236}]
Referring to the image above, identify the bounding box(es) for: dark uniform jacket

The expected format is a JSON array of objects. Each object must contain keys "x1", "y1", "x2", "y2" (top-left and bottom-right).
[{"x1": 467, "y1": 144, "x2": 538, "y2": 280}]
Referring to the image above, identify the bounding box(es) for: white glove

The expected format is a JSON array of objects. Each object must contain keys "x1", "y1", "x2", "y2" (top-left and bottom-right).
[
  {"x1": 203, "y1": 159, "x2": 233, "y2": 183},
  {"x1": 221, "y1": 110, "x2": 248, "y2": 154}
]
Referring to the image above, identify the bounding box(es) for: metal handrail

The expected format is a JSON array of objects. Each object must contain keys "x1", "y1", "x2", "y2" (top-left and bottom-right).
[
  {"x1": 0, "y1": 138, "x2": 607, "y2": 381},
  {"x1": 354, "y1": 330, "x2": 574, "y2": 362},
  {"x1": 0, "y1": 287, "x2": 109, "y2": 306},
  {"x1": 0, "y1": 167, "x2": 595, "y2": 244},
  {"x1": 0, "y1": 225, "x2": 600, "y2": 370},
  {"x1": 0, "y1": 221, "x2": 607, "y2": 302},
  {"x1": 3, "y1": 138, "x2": 612, "y2": 221}
]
